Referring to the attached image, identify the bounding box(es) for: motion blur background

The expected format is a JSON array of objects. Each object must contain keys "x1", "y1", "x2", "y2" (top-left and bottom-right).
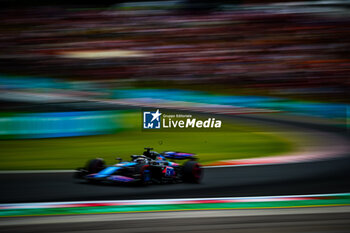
[
  {"x1": 0, "y1": 0, "x2": 348, "y2": 169},
  {"x1": 0, "y1": 0, "x2": 350, "y2": 232}
]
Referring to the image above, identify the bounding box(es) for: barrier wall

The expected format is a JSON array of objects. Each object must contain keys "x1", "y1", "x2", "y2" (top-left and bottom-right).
[{"x1": 0, "y1": 111, "x2": 125, "y2": 139}]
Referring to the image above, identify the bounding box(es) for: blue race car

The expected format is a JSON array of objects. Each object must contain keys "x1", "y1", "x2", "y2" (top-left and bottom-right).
[{"x1": 75, "y1": 148, "x2": 202, "y2": 185}]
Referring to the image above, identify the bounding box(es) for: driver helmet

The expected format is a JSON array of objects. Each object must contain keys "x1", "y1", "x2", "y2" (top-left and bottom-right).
[{"x1": 136, "y1": 157, "x2": 147, "y2": 164}]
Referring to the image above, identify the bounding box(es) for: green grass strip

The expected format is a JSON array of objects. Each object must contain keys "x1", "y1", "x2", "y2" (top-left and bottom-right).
[{"x1": 0, "y1": 112, "x2": 293, "y2": 170}]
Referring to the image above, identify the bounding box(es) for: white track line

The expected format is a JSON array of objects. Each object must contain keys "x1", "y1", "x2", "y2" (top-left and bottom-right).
[{"x1": 1, "y1": 192, "x2": 349, "y2": 208}]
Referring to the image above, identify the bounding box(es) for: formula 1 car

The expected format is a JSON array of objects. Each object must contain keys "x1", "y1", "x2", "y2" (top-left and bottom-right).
[{"x1": 75, "y1": 148, "x2": 202, "y2": 185}]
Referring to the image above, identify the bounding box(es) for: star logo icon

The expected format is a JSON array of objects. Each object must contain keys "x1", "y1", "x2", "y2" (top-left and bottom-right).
[
  {"x1": 151, "y1": 109, "x2": 162, "y2": 122},
  {"x1": 143, "y1": 109, "x2": 162, "y2": 129}
]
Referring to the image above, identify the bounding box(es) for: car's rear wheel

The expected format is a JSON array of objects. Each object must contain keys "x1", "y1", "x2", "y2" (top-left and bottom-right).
[
  {"x1": 183, "y1": 161, "x2": 202, "y2": 183},
  {"x1": 86, "y1": 158, "x2": 106, "y2": 174}
]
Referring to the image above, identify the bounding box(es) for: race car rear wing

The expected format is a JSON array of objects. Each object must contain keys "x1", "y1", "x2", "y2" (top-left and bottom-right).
[{"x1": 162, "y1": 151, "x2": 197, "y2": 160}]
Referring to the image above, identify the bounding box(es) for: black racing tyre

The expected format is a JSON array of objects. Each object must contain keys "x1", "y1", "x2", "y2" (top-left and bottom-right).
[
  {"x1": 86, "y1": 158, "x2": 106, "y2": 174},
  {"x1": 183, "y1": 161, "x2": 202, "y2": 183}
]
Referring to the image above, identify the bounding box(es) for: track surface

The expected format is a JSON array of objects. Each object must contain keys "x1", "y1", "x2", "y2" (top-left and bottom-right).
[{"x1": 0, "y1": 114, "x2": 349, "y2": 203}]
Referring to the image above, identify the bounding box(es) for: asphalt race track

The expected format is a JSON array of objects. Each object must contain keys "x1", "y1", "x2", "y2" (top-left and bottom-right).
[{"x1": 0, "y1": 114, "x2": 349, "y2": 203}]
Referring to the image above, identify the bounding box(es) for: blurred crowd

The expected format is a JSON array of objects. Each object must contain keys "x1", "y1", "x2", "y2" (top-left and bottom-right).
[{"x1": 0, "y1": 2, "x2": 349, "y2": 101}]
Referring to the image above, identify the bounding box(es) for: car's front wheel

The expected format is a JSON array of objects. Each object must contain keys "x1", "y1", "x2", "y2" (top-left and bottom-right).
[{"x1": 86, "y1": 158, "x2": 106, "y2": 174}]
